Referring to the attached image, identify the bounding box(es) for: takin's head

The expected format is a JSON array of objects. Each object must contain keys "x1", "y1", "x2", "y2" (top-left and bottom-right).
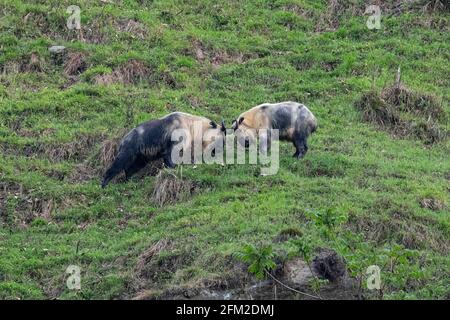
[
  {"x1": 202, "y1": 119, "x2": 227, "y2": 150},
  {"x1": 231, "y1": 116, "x2": 257, "y2": 148}
]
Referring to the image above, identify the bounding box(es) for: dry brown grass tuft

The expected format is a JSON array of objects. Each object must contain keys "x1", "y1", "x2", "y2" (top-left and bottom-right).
[
  {"x1": 1, "y1": 54, "x2": 44, "y2": 74},
  {"x1": 116, "y1": 19, "x2": 148, "y2": 39},
  {"x1": 118, "y1": 59, "x2": 151, "y2": 84},
  {"x1": 381, "y1": 83, "x2": 445, "y2": 120},
  {"x1": 135, "y1": 239, "x2": 171, "y2": 274},
  {"x1": 316, "y1": 0, "x2": 362, "y2": 32},
  {"x1": 26, "y1": 53, "x2": 44, "y2": 72},
  {"x1": 42, "y1": 134, "x2": 101, "y2": 162},
  {"x1": 355, "y1": 90, "x2": 401, "y2": 127},
  {"x1": 92, "y1": 59, "x2": 179, "y2": 88},
  {"x1": 347, "y1": 213, "x2": 449, "y2": 254},
  {"x1": 64, "y1": 52, "x2": 87, "y2": 75},
  {"x1": 314, "y1": 0, "x2": 448, "y2": 32},
  {"x1": 151, "y1": 170, "x2": 196, "y2": 207},
  {"x1": 98, "y1": 135, "x2": 123, "y2": 168},
  {"x1": 191, "y1": 39, "x2": 253, "y2": 68},
  {"x1": 94, "y1": 59, "x2": 150, "y2": 85},
  {"x1": 131, "y1": 240, "x2": 196, "y2": 295},
  {"x1": 275, "y1": 227, "x2": 303, "y2": 242},
  {"x1": 1, "y1": 133, "x2": 102, "y2": 162},
  {"x1": 68, "y1": 162, "x2": 98, "y2": 183},
  {"x1": 0, "y1": 182, "x2": 54, "y2": 227},
  {"x1": 420, "y1": 198, "x2": 445, "y2": 211},
  {"x1": 355, "y1": 81, "x2": 447, "y2": 144},
  {"x1": 419, "y1": 0, "x2": 449, "y2": 12}
]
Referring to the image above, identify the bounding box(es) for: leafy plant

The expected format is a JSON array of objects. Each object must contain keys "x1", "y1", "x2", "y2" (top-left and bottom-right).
[
  {"x1": 290, "y1": 236, "x2": 313, "y2": 263},
  {"x1": 234, "y1": 244, "x2": 276, "y2": 280},
  {"x1": 308, "y1": 208, "x2": 348, "y2": 238}
]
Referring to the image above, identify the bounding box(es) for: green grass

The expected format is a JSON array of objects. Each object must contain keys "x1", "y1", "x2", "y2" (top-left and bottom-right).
[{"x1": 0, "y1": 0, "x2": 449, "y2": 300}]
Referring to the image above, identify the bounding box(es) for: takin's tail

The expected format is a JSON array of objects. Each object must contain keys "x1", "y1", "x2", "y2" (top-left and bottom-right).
[{"x1": 101, "y1": 150, "x2": 135, "y2": 188}]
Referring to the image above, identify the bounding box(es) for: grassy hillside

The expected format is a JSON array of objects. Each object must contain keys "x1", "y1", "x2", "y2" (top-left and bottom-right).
[{"x1": 0, "y1": 0, "x2": 449, "y2": 299}]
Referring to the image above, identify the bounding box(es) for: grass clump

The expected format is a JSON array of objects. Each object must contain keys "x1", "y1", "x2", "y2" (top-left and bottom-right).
[
  {"x1": 151, "y1": 170, "x2": 197, "y2": 207},
  {"x1": 355, "y1": 79, "x2": 447, "y2": 144}
]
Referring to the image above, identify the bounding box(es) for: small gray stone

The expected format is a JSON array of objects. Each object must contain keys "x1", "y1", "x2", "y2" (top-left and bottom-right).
[{"x1": 49, "y1": 45, "x2": 66, "y2": 54}]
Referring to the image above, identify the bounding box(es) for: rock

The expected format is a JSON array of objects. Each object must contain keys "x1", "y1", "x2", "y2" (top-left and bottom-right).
[
  {"x1": 282, "y1": 258, "x2": 314, "y2": 286},
  {"x1": 312, "y1": 248, "x2": 347, "y2": 282},
  {"x1": 49, "y1": 45, "x2": 66, "y2": 54},
  {"x1": 49, "y1": 46, "x2": 66, "y2": 65}
]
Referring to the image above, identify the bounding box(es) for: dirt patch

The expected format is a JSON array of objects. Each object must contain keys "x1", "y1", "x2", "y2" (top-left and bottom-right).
[
  {"x1": 312, "y1": 248, "x2": 347, "y2": 282},
  {"x1": 355, "y1": 80, "x2": 447, "y2": 144},
  {"x1": 151, "y1": 171, "x2": 197, "y2": 207}
]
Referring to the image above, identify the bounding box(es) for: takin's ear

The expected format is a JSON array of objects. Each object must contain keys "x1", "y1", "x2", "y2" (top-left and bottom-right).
[
  {"x1": 238, "y1": 117, "x2": 245, "y2": 125},
  {"x1": 210, "y1": 121, "x2": 218, "y2": 129}
]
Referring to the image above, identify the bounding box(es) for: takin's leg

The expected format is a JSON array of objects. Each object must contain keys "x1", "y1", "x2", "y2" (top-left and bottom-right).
[
  {"x1": 162, "y1": 141, "x2": 179, "y2": 168},
  {"x1": 124, "y1": 154, "x2": 149, "y2": 180},
  {"x1": 293, "y1": 134, "x2": 308, "y2": 159},
  {"x1": 163, "y1": 152, "x2": 176, "y2": 168},
  {"x1": 101, "y1": 150, "x2": 136, "y2": 188}
]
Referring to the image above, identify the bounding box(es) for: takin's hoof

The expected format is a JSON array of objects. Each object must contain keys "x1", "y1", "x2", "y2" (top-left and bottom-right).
[{"x1": 293, "y1": 152, "x2": 306, "y2": 159}]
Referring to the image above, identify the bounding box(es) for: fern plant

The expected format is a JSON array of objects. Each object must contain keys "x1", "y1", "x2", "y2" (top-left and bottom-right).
[{"x1": 234, "y1": 244, "x2": 277, "y2": 280}]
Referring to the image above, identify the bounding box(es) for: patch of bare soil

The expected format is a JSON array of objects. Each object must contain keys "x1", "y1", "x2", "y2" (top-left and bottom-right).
[{"x1": 312, "y1": 248, "x2": 347, "y2": 282}]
